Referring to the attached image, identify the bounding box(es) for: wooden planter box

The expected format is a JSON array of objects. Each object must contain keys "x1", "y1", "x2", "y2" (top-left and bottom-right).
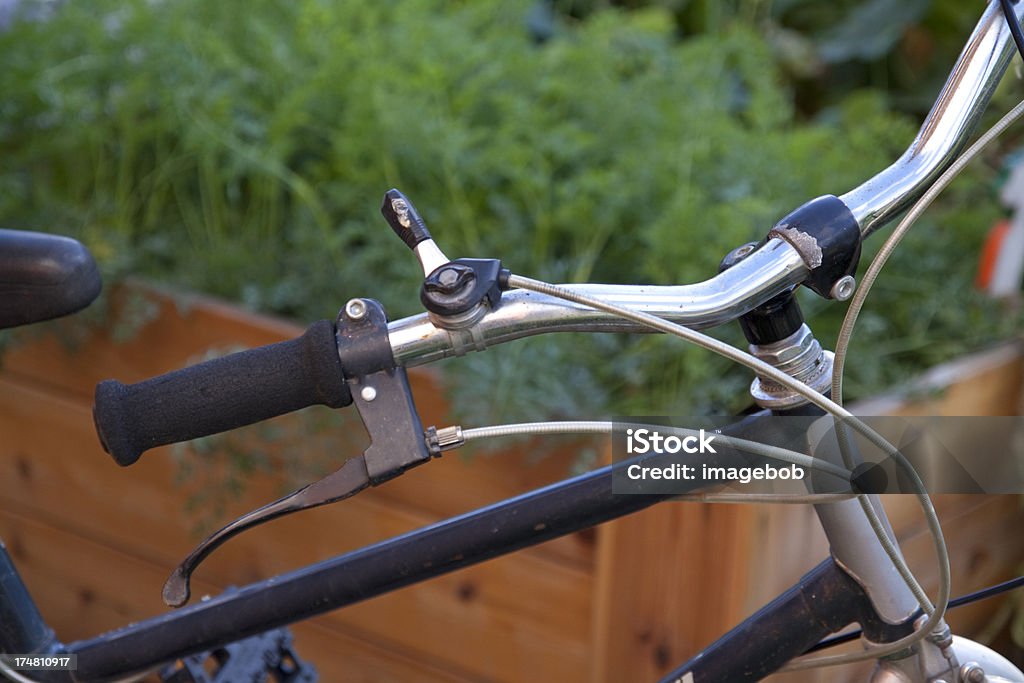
[{"x1": 1, "y1": 283, "x2": 1022, "y2": 682}]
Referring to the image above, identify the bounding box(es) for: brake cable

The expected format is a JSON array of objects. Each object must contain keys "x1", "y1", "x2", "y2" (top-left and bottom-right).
[{"x1": 832, "y1": 97, "x2": 1024, "y2": 410}]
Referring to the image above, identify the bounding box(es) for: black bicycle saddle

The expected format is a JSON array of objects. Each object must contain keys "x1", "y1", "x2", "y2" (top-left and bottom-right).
[{"x1": 0, "y1": 229, "x2": 102, "y2": 330}]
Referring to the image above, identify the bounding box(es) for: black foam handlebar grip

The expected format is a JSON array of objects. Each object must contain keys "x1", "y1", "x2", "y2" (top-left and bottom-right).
[{"x1": 93, "y1": 320, "x2": 352, "y2": 467}]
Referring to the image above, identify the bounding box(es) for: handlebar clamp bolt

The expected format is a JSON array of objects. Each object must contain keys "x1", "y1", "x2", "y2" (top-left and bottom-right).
[
  {"x1": 718, "y1": 242, "x2": 760, "y2": 272},
  {"x1": 345, "y1": 299, "x2": 368, "y2": 321},
  {"x1": 830, "y1": 275, "x2": 856, "y2": 301}
]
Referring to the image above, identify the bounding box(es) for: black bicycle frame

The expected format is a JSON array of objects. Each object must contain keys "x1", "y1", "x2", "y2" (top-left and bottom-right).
[
  {"x1": 0, "y1": 544, "x2": 55, "y2": 659},
  {"x1": 657, "y1": 558, "x2": 911, "y2": 683}
]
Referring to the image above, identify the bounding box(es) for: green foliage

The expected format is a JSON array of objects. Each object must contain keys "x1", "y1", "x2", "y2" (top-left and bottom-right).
[
  {"x1": 814, "y1": 0, "x2": 930, "y2": 63},
  {"x1": 0, "y1": 0, "x2": 1018, "y2": 431}
]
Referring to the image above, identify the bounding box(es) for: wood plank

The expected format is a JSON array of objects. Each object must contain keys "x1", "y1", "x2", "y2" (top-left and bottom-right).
[
  {"x1": 293, "y1": 621, "x2": 483, "y2": 683},
  {"x1": 735, "y1": 502, "x2": 828, "y2": 613},
  {"x1": 0, "y1": 509, "x2": 481, "y2": 683},
  {"x1": 0, "y1": 378, "x2": 592, "y2": 683},
  {"x1": 850, "y1": 341, "x2": 1024, "y2": 417},
  {"x1": 590, "y1": 501, "x2": 756, "y2": 683},
  {"x1": 882, "y1": 494, "x2": 991, "y2": 539}
]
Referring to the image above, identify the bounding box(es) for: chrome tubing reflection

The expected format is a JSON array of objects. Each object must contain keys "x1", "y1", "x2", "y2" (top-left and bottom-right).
[{"x1": 841, "y1": 0, "x2": 1020, "y2": 237}]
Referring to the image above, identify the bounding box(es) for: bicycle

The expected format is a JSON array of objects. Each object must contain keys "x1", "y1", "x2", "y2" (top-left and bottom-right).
[{"x1": 5, "y1": 1, "x2": 1024, "y2": 682}]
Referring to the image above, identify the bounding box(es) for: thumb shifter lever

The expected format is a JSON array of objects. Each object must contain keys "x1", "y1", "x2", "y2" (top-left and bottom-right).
[
  {"x1": 381, "y1": 188, "x2": 450, "y2": 277},
  {"x1": 381, "y1": 188, "x2": 509, "y2": 330}
]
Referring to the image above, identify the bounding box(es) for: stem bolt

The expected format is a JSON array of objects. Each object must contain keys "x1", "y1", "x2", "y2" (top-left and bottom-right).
[
  {"x1": 830, "y1": 275, "x2": 856, "y2": 301},
  {"x1": 345, "y1": 299, "x2": 367, "y2": 320}
]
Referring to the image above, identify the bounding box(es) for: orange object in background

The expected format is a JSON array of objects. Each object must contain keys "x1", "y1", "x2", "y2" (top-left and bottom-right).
[
  {"x1": 976, "y1": 218, "x2": 1011, "y2": 290},
  {"x1": 978, "y1": 152, "x2": 1024, "y2": 297}
]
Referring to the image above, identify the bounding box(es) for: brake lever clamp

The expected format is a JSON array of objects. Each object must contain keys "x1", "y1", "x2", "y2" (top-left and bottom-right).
[
  {"x1": 161, "y1": 298, "x2": 435, "y2": 608},
  {"x1": 336, "y1": 297, "x2": 433, "y2": 483}
]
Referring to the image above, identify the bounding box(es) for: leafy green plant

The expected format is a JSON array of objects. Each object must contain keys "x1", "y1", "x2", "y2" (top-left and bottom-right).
[{"x1": 0, "y1": 0, "x2": 1019, "y2": 432}]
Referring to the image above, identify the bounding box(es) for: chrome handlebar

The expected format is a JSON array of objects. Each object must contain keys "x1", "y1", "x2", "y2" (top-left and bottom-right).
[
  {"x1": 388, "y1": 0, "x2": 1023, "y2": 369},
  {"x1": 840, "y1": 0, "x2": 1019, "y2": 237},
  {"x1": 390, "y1": 238, "x2": 807, "y2": 367}
]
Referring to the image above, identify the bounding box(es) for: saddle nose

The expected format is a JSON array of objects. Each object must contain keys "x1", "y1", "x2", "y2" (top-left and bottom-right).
[{"x1": 0, "y1": 229, "x2": 101, "y2": 330}]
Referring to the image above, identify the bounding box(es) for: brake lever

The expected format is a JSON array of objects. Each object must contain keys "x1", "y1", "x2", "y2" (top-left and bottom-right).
[
  {"x1": 163, "y1": 298, "x2": 436, "y2": 608},
  {"x1": 164, "y1": 190, "x2": 503, "y2": 607}
]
